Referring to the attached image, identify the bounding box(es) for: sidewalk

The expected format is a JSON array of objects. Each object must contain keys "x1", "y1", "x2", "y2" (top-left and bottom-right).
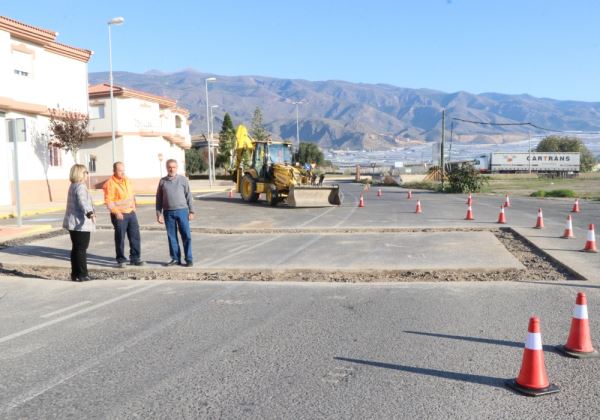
[{"x1": 0, "y1": 179, "x2": 234, "y2": 220}]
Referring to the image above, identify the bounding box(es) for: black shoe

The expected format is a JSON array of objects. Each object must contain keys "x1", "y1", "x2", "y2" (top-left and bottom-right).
[
  {"x1": 71, "y1": 276, "x2": 82, "y2": 282},
  {"x1": 164, "y1": 259, "x2": 181, "y2": 267},
  {"x1": 79, "y1": 275, "x2": 92, "y2": 282},
  {"x1": 131, "y1": 260, "x2": 146, "y2": 266},
  {"x1": 117, "y1": 262, "x2": 127, "y2": 268},
  {"x1": 184, "y1": 261, "x2": 194, "y2": 267}
]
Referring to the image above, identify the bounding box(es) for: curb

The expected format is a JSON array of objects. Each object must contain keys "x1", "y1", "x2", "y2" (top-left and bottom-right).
[{"x1": 0, "y1": 224, "x2": 55, "y2": 243}]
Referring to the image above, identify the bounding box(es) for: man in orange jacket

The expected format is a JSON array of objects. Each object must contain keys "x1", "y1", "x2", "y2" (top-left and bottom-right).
[{"x1": 103, "y1": 162, "x2": 144, "y2": 268}]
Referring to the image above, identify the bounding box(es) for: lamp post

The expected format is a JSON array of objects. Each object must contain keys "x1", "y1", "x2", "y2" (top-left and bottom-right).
[
  {"x1": 107, "y1": 16, "x2": 124, "y2": 164},
  {"x1": 292, "y1": 100, "x2": 304, "y2": 148},
  {"x1": 210, "y1": 104, "x2": 219, "y2": 184},
  {"x1": 205, "y1": 77, "x2": 216, "y2": 187}
]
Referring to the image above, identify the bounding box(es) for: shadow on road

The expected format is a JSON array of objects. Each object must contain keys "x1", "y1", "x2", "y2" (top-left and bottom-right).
[
  {"x1": 403, "y1": 330, "x2": 560, "y2": 354},
  {"x1": 0, "y1": 245, "x2": 115, "y2": 267},
  {"x1": 334, "y1": 357, "x2": 505, "y2": 388}
]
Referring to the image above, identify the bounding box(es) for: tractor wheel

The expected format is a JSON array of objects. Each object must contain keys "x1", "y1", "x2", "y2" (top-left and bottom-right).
[
  {"x1": 240, "y1": 174, "x2": 259, "y2": 202},
  {"x1": 266, "y1": 187, "x2": 279, "y2": 206}
]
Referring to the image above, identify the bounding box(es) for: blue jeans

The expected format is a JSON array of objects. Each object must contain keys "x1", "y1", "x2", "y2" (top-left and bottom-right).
[{"x1": 164, "y1": 209, "x2": 192, "y2": 263}]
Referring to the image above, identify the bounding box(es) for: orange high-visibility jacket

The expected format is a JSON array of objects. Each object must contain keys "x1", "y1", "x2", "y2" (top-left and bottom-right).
[{"x1": 103, "y1": 175, "x2": 135, "y2": 214}]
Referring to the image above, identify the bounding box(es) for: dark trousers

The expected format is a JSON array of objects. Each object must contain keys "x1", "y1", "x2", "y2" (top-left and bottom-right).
[
  {"x1": 110, "y1": 212, "x2": 141, "y2": 263},
  {"x1": 164, "y1": 208, "x2": 192, "y2": 263},
  {"x1": 69, "y1": 230, "x2": 90, "y2": 279}
]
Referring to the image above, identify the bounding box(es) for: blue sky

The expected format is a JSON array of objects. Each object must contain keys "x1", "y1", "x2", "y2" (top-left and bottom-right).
[{"x1": 4, "y1": 0, "x2": 600, "y2": 101}]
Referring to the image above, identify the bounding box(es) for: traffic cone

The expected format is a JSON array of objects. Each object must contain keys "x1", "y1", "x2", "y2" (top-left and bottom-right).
[
  {"x1": 582, "y1": 224, "x2": 598, "y2": 253},
  {"x1": 504, "y1": 194, "x2": 511, "y2": 208},
  {"x1": 377, "y1": 188, "x2": 382, "y2": 197},
  {"x1": 415, "y1": 200, "x2": 422, "y2": 214},
  {"x1": 556, "y1": 292, "x2": 600, "y2": 358},
  {"x1": 359, "y1": 195, "x2": 365, "y2": 208},
  {"x1": 505, "y1": 316, "x2": 559, "y2": 396},
  {"x1": 534, "y1": 208, "x2": 544, "y2": 229},
  {"x1": 497, "y1": 206, "x2": 507, "y2": 224},
  {"x1": 228, "y1": 188, "x2": 233, "y2": 199},
  {"x1": 466, "y1": 193, "x2": 472, "y2": 206},
  {"x1": 572, "y1": 198, "x2": 580, "y2": 213},
  {"x1": 465, "y1": 205, "x2": 474, "y2": 220},
  {"x1": 562, "y1": 215, "x2": 574, "y2": 239},
  {"x1": 407, "y1": 190, "x2": 412, "y2": 199}
]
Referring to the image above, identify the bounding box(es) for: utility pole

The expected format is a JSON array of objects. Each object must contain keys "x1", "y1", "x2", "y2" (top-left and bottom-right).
[{"x1": 440, "y1": 109, "x2": 445, "y2": 190}]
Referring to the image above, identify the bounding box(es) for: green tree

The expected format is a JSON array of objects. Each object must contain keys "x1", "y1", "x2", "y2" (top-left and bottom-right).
[
  {"x1": 296, "y1": 142, "x2": 324, "y2": 165},
  {"x1": 536, "y1": 135, "x2": 597, "y2": 172},
  {"x1": 251, "y1": 107, "x2": 268, "y2": 141},
  {"x1": 185, "y1": 147, "x2": 207, "y2": 175},
  {"x1": 216, "y1": 113, "x2": 236, "y2": 171},
  {"x1": 447, "y1": 163, "x2": 488, "y2": 193}
]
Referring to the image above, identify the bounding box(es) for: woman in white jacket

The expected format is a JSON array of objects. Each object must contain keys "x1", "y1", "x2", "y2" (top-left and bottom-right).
[{"x1": 63, "y1": 164, "x2": 96, "y2": 282}]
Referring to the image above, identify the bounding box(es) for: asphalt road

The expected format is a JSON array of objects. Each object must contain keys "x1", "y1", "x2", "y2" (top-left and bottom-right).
[{"x1": 1, "y1": 277, "x2": 599, "y2": 418}]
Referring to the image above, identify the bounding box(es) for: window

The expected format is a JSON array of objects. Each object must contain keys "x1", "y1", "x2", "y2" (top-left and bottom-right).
[
  {"x1": 175, "y1": 115, "x2": 182, "y2": 128},
  {"x1": 88, "y1": 155, "x2": 97, "y2": 173},
  {"x1": 12, "y1": 50, "x2": 33, "y2": 77},
  {"x1": 49, "y1": 145, "x2": 62, "y2": 167},
  {"x1": 6, "y1": 118, "x2": 26, "y2": 142},
  {"x1": 89, "y1": 104, "x2": 105, "y2": 119}
]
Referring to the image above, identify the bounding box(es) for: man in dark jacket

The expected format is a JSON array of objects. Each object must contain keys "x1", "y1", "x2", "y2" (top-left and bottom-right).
[{"x1": 155, "y1": 159, "x2": 195, "y2": 267}]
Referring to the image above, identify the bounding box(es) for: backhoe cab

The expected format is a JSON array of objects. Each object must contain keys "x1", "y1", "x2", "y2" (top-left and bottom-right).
[{"x1": 234, "y1": 125, "x2": 341, "y2": 207}]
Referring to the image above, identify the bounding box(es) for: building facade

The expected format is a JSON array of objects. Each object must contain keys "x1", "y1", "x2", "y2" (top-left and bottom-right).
[
  {"x1": 85, "y1": 84, "x2": 191, "y2": 191},
  {"x1": 0, "y1": 16, "x2": 92, "y2": 206}
]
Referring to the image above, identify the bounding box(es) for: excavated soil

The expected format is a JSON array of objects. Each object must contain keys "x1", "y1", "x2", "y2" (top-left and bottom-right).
[{"x1": 0, "y1": 228, "x2": 578, "y2": 282}]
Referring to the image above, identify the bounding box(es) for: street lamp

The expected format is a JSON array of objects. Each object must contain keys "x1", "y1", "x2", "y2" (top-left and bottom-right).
[
  {"x1": 210, "y1": 104, "x2": 219, "y2": 184},
  {"x1": 205, "y1": 77, "x2": 216, "y2": 187},
  {"x1": 108, "y1": 16, "x2": 124, "y2": 163},
  {"x1": 292, "y1": 100, "x2": 304, "y2": 148}
]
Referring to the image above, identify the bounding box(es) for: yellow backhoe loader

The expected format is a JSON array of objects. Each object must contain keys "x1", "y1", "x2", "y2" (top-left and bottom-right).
[{"x1": 233, "y1": 125, "x2": 341, "y2": 207}]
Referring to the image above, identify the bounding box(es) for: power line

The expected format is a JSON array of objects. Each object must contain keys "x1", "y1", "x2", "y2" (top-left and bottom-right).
[{"x1": 452, "y1": 117, "x2": 600, "y2": 135}]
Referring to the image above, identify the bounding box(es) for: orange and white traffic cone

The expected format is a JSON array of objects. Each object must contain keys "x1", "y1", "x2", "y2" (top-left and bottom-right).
[
  {"x1": 407, "y1": 190, "x2": 412, "y2": 199},
  {"x1": 415, "y1": 200, "x2": 422, "y2": 214},
  {"x1": 556, "y1": 292, "x2": 599, "y2": 358},
  {"x1": 465, "y1": 205, "x2": 474, "y2": 221},
  {"x1": 505, "y1": 316, "x2": 559, "y2": 396},
  {"x1": 497, "y1": 206, "x2": 507, "y2": 224},
  {"x1": 534, "y1": 208, "x2": 544, "y2": 229},
  {"x1": 228, "y1": 188, "x2": 233, "y2": 199},
  {"x1": 377, "y1": 188, "x2": 382, "y2": 197},
  {"x1": 359, "y1": 195, "x2": 365, "y2": 208},
  {"x1": 504, "y1": 194, "x2": 511, "y2": 208},
  {"x1": 582, "y1": 224, "x2": 598, "y2": 253},
  {"x1": 562, "y1": 215, "x2": 575, "y2": 239},
  {"x1": 466, "y1": 193, "x2": 472, "y2": 206},
  {"x1": 572, "y1": 198, "x2": 580, "y2": 213}
]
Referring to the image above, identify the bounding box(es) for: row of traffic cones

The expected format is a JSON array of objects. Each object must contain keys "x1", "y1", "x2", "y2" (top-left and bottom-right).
[
  {"x1": 358, "y1": 193, "x2": 422, "y2": 214},
  {"x1": 507, "y1": 292, "x2": 599, "y2": 397}
]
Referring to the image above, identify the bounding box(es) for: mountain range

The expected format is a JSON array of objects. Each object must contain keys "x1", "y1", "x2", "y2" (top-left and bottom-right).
[{"x1": 89, "y1": 70, "x2": 600, "y2": 150}]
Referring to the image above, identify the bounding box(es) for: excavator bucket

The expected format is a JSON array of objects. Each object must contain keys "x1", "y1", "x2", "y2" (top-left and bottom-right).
[{"x1": 287, "y1": 185, "x2": 341, "y2": 207}]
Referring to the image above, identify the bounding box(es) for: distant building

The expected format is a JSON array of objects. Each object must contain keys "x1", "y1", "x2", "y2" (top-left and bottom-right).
[
  {"x1": 84, "y1": 84, "x2": 191, "y2": 190},
  {"x1": 0, "y1": 15, "x2": 92, "y2": 206}
]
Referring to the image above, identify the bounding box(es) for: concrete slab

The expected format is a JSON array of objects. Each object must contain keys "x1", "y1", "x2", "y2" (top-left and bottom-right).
[
  {"x1": 0, "y1": 230, "x2": 524, "y2": 272},
  {"x1": 513, "y1": 227, "x2": 600, "y2": 280}
]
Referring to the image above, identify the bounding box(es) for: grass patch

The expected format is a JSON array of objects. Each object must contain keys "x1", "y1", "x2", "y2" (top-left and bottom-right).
[
  {"x1": 530, "y1": 189, "x2": 576, "y2": 198},
  {"x1": 402, "y1": 181, "x2": 439, "y2": 191}
]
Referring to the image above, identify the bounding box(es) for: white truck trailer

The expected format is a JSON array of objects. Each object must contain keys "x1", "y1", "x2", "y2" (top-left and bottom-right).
[{"x1": 472, "y1": 152, "x2": 580, "y2": 173}]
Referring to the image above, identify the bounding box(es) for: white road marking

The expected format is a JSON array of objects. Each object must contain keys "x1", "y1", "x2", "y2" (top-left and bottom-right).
[
  {"x1": 0, "y1": 283, "x2": 160, "y2": 345},
  {"x1": 40, "y1": 301, "x2": 92, "y2": 319},
  {"x1": 117, "y1": 283, "x2": 144, "y2": 290}
]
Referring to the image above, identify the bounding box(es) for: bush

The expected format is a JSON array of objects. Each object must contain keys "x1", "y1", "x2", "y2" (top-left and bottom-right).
[
  {"x1": 530, "y1": 189, "x2": 576, "y2": 198},
  {"x1": 446, "y1": 164, "x2": 489, "y2": 193}
]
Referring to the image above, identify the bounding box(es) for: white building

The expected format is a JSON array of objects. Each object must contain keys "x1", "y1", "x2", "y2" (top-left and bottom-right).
[
  {"x1": 84, "y1": 84, "x2": 191, "y2": 191},
  {"x1": 0, "y1": 16, "x2": 92, "y2": 206}
]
